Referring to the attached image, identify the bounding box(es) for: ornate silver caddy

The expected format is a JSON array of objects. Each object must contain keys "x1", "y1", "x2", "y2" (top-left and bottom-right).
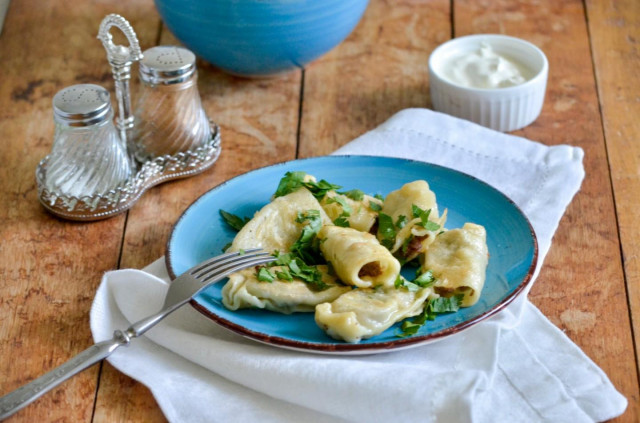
[{"x1": 36, "y1": 14, "x2": 221, "y2": 221}]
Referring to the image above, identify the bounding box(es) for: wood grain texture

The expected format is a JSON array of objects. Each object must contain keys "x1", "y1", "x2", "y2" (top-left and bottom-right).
[
  {"x1": 0, "y1": 1, "x2": 156, "y2": 422},
  {"x1": 298, "y1": 0, "x2": 451, "y2": 158},
  {"x1": 1, "y1": 0, "x2": 638, "y2": 421},
  {"x1": 454, "y1": 0, "x2": 639, "y2": 421},
  {"x1": 586, "y1": 0, "x2": 640, "y2": 411},
  {"x1": 92, "y1": 26, "x2": 303, "y2": 423}
]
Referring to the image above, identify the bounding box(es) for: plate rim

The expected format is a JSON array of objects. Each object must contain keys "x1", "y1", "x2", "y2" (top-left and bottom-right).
[{"x1": 166, "y1": 155, "x2": 539, "y2": 353}]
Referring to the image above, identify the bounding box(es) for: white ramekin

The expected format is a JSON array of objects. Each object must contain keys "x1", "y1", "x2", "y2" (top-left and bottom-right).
[{"x1": 428, "y1": 34, "x2": 548, "y2": 132}]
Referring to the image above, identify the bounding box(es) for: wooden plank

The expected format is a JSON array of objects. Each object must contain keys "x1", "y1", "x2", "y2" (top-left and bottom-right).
[
  {"x1": 298, "y1": 0, "x2": 452, "y2": 158},
  {"x1": 586, "y1": 0, "x2": 640, "y2": 408},
  {"x1": 0, "y1": 1, "x2": 157, "y2": 422},
  {"x1": 453, "y1": 0, "x2": 639, "y2": 420},
  {"x1": 91, "y1": 28, "x2": 303, "y2": 421}
]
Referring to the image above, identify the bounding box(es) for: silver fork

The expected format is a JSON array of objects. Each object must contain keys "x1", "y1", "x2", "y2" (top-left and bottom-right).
[{"x1": 0, "y1": 248, "x2": 273, "y2": 420}]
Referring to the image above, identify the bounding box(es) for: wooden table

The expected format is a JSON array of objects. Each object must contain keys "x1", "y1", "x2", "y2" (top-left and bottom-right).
[{"x1": 1, "y1": 0, "x2": 638, "y2": 421}]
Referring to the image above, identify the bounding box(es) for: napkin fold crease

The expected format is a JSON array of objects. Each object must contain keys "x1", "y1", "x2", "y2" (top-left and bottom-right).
[{"x1": 91, "y1": 109, "x2": 626, "y2": 422}]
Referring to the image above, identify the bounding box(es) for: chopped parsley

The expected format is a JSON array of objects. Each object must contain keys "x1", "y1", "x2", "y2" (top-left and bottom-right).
[
  {"x1": 411, "y1": 204, "x2": 441, "y2": 231},
  {"x1": 340, "y1": 189, "x2": 365, "y2": 201},
  {"x1": 219, "y1": 210, "x2": 250, "y2": 231},
  {"x1": 377, "y1": 212, "x2": 396, "y2": 249},
  {"x1": 257, "y1": 267, "x2": 275, "y2": 282},
  {"x1": 394, "y1": 269, "x2": 436, "y2": 292},
  {"x1": 273, "y1": 171, "x2": 341, "y2": 200},
  {"x1": 398, "y1": 294, "x2": 464, "y2": 337},
  {"x1": 288, "y1": 257, "x2": 329, "y2": 290},
  {"x1": 333, "y1": 214, "x2": 350, "y2": 227},
  {"x1": 374, "y1": 193, "x2": 385, "y2": 201},
  {"x1": 291, "y1": 210, "x2": 324, "y2": 264},
  {"x1": 369, "y1": 201, "x2": 382, "y2": 212},
  {"x1": 275, "y1": 268, "x2": 293, "y2": 282},
  {"x1": 326, "y1": 195, "x2": 353, "y2": 215},
  {"x1": 395, "y1": 215, "x2": 408, "y2": 229}
]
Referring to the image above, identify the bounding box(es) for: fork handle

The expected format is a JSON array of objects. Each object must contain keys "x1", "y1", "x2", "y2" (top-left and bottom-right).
[{"x1": 0, "y1": 330, "x2": 130, "y2": 420}]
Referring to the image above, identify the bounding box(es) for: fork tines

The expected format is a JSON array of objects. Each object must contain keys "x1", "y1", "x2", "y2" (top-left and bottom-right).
[{"x1": 190, "y1": 249, "x2": 273, "y2": 282}]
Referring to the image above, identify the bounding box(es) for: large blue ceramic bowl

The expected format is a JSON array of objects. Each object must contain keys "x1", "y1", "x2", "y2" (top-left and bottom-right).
[{"x1": 154, "y1": 0, "x2": 370, "y2": 77}]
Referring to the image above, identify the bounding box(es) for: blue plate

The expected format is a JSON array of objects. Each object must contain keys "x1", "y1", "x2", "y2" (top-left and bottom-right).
[{"x1": 166, "y1": 156, "x2": 538, "y2": 354}]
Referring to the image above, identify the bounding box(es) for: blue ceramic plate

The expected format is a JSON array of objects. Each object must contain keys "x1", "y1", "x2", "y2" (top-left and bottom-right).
[{"x1": 166, "y1": 156, "x2": 538, "y2": 354}]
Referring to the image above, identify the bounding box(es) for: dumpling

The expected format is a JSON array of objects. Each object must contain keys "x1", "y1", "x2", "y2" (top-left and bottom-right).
[
  {"x1": 229, "y1": 188, "x2": 331, "y2": 253},
  {"x1": 318, "y1": 225, "x2": 401, "y2": 289},
  {"x1": 422, "y1": 223, "x2": 489, "y2": 307},
  {"x1": 222, "y1": 265, "x2": 351, "y2": 314},
  {"x1": 315, "y1": 287, "x2": 432, "y2": 343},
  {"x1": 320, "y1": 191, "x2": 383, "y2": 232},
  {"x1": 378, "y1": 180, "x2": 447, "y2": 261}
]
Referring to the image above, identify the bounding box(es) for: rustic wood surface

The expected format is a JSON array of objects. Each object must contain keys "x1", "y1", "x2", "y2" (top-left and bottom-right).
[{"x1": 0, "y1": 0, "x2": 638, "y2": 422}]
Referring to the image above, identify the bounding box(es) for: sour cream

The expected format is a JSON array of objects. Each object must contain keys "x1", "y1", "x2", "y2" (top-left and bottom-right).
[{"x1": 442, "y1": 43, "x2": 531, "y2": 89}]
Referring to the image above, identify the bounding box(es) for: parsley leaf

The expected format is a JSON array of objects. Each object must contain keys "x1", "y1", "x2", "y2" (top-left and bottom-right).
[
  {"x1": 429, "y1": 295, "x2": 464, "y2": 313},
  {"x1": 414, "y1": 270, "x2": 436, "y2": 287},
  {"x1": 397, "y1": 294, "x2": 464, "y2": 337},
  {"x1": 275, "y1": 268, "x2": 293, "y2": 282},
  {"x1": 411, "y1": 204, "x2": 441, "y2": 231},
  {"x1": 326, "y1": 195, "x2": 353, "y2": 215},
  {"x1": 288, "y1": 258, "x2": 329, "y2": 290},
  {"x1": 219, "y1": 210, "x2": 250, "y2": 231},
  {"x1": 274, "y1": 171, "x2": 307, "y2": 198},
  {"x1": 377, "y1": 212, "x2": 396, "y2": 249},
  {"x1": 333, "y1": 214, "x2": 350, "y2": 227},
  {"x1": 257, "y1": 267, "x2": 275, "y2": 282},
  {"x1": 374, "y1": 193, "x2": 384, "y2": 201},
  {"x1": 394, "y1": 270, "x2": 436, "y2": 292},
  {"x1": 340, "y1": 189, "x2": 365, "y2": 201},
  {"x1": 291, "y1": 210, "x2": 324, "y2": 264},
  {"x1": 369, "y1": 201, "x2": 382, "y2": 212},
  {"x1": 395, "y1": 215, "x2": 408, "y2": 228},
  {"x1": 273, "y1": 172, "x2": 341, "y2": 200},
  {"x1": 304, "y1": 179, "x2": 342, "y2": 200}
]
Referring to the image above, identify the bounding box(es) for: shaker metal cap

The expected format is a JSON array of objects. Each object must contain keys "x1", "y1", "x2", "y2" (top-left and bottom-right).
[
  {"x1": 53, "y1": 84, "x2": 112, "y2": 127},
  {"x1": 139, "y1": 46, "x2": 196, "y2": 85}
]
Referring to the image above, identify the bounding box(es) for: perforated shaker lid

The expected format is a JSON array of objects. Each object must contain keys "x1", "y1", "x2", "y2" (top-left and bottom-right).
[
  {"x1": 53, "y1": 84, "x2": 112, "y2": 127},
  {"x1": 139, "y1": 46, "x2": 196, "y2": 85}
]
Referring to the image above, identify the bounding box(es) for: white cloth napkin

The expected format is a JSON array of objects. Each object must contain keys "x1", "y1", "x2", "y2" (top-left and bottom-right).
[{"x1": 90, "y1": 108, "x2": 627, "y2": 422}]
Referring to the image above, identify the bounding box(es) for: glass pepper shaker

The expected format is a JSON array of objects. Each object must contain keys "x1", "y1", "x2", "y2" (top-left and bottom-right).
[
  {"x1": 44, "y1": 84, "x2": 133, "y2": 198},
  {"x1": 130, "y1": 46, "x2": 211, "y2": 162}
]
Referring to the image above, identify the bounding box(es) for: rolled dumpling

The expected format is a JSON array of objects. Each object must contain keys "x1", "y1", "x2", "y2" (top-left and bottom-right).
[
  {"x1": 222, "y1": 265, "x2": 351, "y2": 314},
  {"x1": 378, "y1": 180, "x2": 446, "y2": 261},
  {"x1": 318, "y1": 225, "x2": 401, "y2": 289},
  {"x1": 315, "y1": 286, "x2": 432, "y2": 343},
  {"x1": 229, "y1": 188, "x2": 331, "y2": 253},
  {"x1": 422, "y1": 223, "x2": 489, "y2": 307}
]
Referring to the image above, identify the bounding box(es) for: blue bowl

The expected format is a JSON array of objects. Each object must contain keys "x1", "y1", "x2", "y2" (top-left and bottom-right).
[{"x1": 154, "y1": 0, "x2": 370, "y2": 77}]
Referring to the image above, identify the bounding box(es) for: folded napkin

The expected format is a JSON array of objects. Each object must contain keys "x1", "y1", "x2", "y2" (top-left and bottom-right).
[{"x1": 90, "y1": 109, "x2": 627, "y2": 422}]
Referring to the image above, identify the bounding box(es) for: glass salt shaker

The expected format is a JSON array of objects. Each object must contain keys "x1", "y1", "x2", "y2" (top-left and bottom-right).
[
  {"x1": 44, "y1": 84, "x2": 133, "y2": 198},
  {"x1": 131, "y1": 46, "x2": 211, "y2": 162}
]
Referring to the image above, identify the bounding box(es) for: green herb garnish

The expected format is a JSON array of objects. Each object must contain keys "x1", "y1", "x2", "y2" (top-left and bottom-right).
[
  {"x1": 333, "y1": 214, "x2": 350, "y2": 227},
  {"x1": 257, "y1": 267, "x2": 275, "y2": 282},
  {"x1": 275, "y1": 268, "x2": 293, "y2": 282},
  {"x1": 340, "y1": 189, "x2": 365, "y2": 201},
  {"x1": 411, "y1": 204, "x2": 441, "y2": 231},
  {"x1": 219, "y1": 210, "x2": 250, "y2": 231},
  {"x1": 273, "y1": 171, "x2": 341, "y2": 200},
  {"x1": 288, "y1": 258, "x2": 328, "y2": 290},
  {"x1": 377, "y1": 212, "x2": 396, "y2": 249},
  {"x1": 395, "y1": 215, "x2": 408, "y2": 229},
  {"x1": 398, "y1": 294, "x2": 463, "y2": 337},
  {"x1": 291, "y1": 210, "x2": 324, "y2": 264},
  {"x1": 369, "y1": 201, "x2": 382, "y2": 212}
]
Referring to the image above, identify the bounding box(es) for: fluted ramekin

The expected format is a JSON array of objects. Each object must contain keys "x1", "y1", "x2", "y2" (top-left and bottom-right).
[{"x1": 428, "y1": 34, "x2": 548, "y2": 132}]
